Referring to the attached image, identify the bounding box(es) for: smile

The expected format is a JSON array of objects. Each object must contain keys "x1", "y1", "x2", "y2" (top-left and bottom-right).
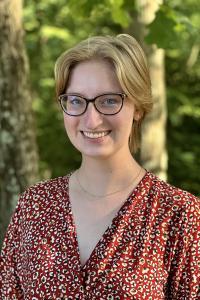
[{"x1": 81, "y1": 131, "x2": 111, "y2": 139}]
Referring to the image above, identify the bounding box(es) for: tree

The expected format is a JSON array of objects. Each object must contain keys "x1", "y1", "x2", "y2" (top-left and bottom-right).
[
  {"x1": 0, "y1": 0, "x2": 39, "y2": 247},
  {"x1": 127, "y1": 0, "x2": 167, "y2": 180}
]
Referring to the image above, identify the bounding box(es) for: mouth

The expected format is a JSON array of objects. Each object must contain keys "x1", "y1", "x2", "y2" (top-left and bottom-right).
[{"x1": 81, "y1": 130, "x2": 111, "y2": 139}]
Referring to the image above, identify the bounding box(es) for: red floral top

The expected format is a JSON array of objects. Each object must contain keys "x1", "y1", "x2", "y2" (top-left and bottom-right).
[{"x1": 0, "y1": 171, "x2": 199, "y2": 299}]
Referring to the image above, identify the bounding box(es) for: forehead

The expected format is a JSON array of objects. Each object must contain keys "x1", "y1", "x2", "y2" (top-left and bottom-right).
[{"x1": 66, "y1": 59, "x2": 122, "y2": 97}]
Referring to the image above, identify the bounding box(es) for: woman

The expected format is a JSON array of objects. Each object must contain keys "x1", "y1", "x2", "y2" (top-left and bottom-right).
[{"x1": 1, "y1": 34, "x2": 199, "y2": 299}]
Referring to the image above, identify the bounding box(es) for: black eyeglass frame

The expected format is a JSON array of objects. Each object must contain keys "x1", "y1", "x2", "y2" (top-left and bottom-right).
[{"x1": 58, "y1": 92, "x2": 127, "y2": 116}]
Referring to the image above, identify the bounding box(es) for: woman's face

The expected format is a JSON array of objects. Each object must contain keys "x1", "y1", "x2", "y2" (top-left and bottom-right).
[{"x1": 63, "y1": 59, "x2": 138, "y2": 160}]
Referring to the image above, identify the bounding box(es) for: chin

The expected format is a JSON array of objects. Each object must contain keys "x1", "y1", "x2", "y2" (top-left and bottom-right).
[
  {"x1": 70, "y1": 138, "x2": 126, "y2": 160},
  {"x1": 74, "y1": 144, "x2": 114, "y2": 160},
  {"x1": 81, "y1": 149, "x2": 112, "y2": 160}
]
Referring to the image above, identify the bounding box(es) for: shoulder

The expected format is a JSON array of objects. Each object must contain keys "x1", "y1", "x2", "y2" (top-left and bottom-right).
[
  {"x1": 25, "y1": 175, "x2": 69, "y2": 195},
  {"x1": 17, "y1": 174, "x2": 71, "y2": 212},
  {"x1": 146, "y1": 171, "x2": 199, "y2": 203},
  {"x1": 144, "y1": 172, "x2": 199, "y2": 258},
  {"x1": 145, "y1": 171, "x2": 199, "y2": 214}
]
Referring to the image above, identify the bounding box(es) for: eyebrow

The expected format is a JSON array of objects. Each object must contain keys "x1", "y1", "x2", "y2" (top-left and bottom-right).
[{"x1": 65, "y1": 91, "x2": 123, "y2": 97}]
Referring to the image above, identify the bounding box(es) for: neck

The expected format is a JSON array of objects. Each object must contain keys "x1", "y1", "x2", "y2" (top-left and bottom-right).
[{"x1": 77, "y1": 151, "x2": 142, "y2": 197}]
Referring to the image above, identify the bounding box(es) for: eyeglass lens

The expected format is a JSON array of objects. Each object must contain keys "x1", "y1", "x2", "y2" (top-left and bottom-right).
[{"x1": 60, "y1": 94, "x2": 123, "y2": 116}]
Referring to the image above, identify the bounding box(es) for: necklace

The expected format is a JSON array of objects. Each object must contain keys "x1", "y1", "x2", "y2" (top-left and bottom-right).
[{"x1": 75, "y1": 167, "x2": 143, "y2": 198}]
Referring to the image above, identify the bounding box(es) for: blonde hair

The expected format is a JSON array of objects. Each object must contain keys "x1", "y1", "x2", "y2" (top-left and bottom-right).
[{"x1": 55, "y1": 34, "x2": 153, "y2": 153}]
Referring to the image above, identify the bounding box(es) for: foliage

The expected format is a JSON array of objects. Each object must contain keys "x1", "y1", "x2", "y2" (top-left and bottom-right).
[
  {"x1": 163, "y1": 0, "x2": 200, "y2": 194},
  {"x1": 146, "y1": 3, "x2": 199, "y2": 49},
  {"x1": 23, "y1": 0, "x2": 200, "y2": 195}
]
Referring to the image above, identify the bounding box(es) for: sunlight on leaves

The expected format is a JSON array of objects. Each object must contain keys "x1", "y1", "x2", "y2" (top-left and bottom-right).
[{"x1": 41, "y1": 26, "x2": 70, "y2": 41}]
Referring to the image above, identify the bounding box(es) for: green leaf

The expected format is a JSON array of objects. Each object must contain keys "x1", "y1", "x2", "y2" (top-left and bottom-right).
[
  {"x1": 111, "y1": 8, "x2": 130, "y2": 27},
  {"x1": 40, "y1": 25, "x2": 70, "y2": 41},
  {"x1": 145, "y1": 4, "x2": 198, "y2": 49},
  {"x1": 145, "y1": 9, "x2": 178, "y2": 49}
]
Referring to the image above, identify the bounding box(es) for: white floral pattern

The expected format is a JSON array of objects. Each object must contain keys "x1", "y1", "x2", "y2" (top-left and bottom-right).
[{"x1": 0, "y1": 171, "x2": 199, "y2": 299}]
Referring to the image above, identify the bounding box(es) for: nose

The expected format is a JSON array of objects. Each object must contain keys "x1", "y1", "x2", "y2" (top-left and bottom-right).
[{"x1": 82, "y1": 102, "x2": 103, "y2": 129}]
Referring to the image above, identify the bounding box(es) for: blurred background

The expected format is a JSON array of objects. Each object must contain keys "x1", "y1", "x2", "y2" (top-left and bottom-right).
[{"x1": 0, "y1": 0, "x2": 200, "y2": 247}]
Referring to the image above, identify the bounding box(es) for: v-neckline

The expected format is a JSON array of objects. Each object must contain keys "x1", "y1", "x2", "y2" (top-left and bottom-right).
[{"x1": 63, "y1": 170, "x2": 149, "y2": 271}]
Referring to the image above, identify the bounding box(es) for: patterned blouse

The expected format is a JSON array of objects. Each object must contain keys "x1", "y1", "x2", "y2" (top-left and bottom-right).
[{"x1": 0, "y1": 171, "x2": 199, "y2": 299}]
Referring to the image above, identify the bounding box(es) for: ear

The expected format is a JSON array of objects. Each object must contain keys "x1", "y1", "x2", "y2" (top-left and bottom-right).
[{"x1": 134, "y1": 109, "x2": 143, "y2": 121}]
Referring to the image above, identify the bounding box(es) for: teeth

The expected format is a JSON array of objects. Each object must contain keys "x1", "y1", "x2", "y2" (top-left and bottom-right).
[{"x1": 82, "y1": 131, "x2": 110, "y2": 139}]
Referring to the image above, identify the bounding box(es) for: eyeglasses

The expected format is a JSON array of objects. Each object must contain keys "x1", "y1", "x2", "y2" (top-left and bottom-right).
[{"x1": 58, "y1": 93, "x2": 126, "y2": 116}]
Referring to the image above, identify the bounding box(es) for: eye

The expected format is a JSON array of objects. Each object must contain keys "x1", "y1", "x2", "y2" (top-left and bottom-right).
[
  {"x1": 68, "y1": 96, "x2": 85, "y2": 106},
  {"x1": 105, "y1": 98, "x2": 116, "y2": 105},
  {"x1": 101, "y1": 97, "x2": 121, "y2": 106}
]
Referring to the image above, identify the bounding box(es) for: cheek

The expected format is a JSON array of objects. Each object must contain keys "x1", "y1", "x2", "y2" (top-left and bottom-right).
[
  {"x1": 63, "y1": 116, "x2": 69, "y2": 134},
  {"x1": 63, "y1": 115, "x2": 78, "y2": 137},
  {"x1": 119, "y1": 110, "x2": 134, "y2": 133},
  {"x1": 124, "y1": 119, "x2": 134, "y2": 137}
]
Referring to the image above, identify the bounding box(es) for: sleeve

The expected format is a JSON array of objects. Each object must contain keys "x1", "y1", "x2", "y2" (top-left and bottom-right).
[
  {"x1": 166, "y1": 196, "x2": 200, "y2": 299},
  {"x1": 0, "y1": 197, "x2": 24, "y2": 299}
]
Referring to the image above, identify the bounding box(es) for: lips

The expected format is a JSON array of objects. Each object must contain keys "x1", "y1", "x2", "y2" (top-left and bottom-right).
[{"x1": 81, "y1": 130, "x2": 111, "y2": 139}]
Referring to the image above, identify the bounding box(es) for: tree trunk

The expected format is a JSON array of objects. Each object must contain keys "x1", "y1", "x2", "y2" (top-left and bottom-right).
[
  {"x1": 127, "y1": 0, "x2": 167, "y2": 180},
  {"x1": 0, "y1": 0, "x2": 39, "y2": 248},
  {"x1": 141, "y1": 46, "x2": 167, "y2": 180}
]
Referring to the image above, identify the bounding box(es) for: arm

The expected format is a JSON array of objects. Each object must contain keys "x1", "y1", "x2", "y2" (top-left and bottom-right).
[
  {"x1": 0, "y1": 199, "x2": 24, "y2": 299},
  {"x1": 166, "y1": 196, "x2": 200, "y2": 299}
]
